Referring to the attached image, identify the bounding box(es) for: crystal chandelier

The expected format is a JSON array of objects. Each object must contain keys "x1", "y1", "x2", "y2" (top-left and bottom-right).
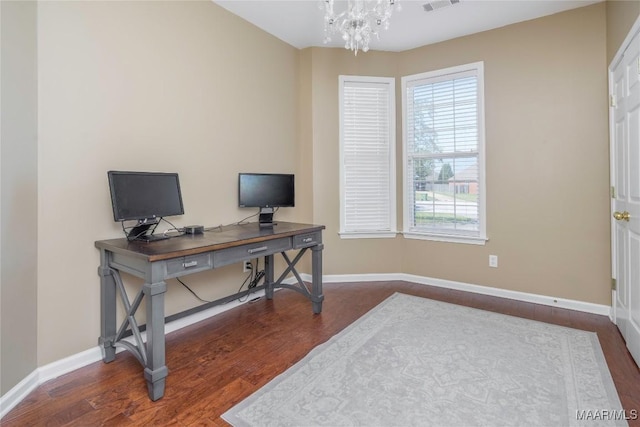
[{"x1": 322, "y1": 0, "x2": 400, "y2": 55}]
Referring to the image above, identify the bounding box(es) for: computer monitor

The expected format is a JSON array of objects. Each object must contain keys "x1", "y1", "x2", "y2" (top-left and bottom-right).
[
  {"x1": 238, "y1": 173, "x2": 294, "y2": 227},
  {"x1": 108, "y1": 171, "x2": 184, "y2": 241}
]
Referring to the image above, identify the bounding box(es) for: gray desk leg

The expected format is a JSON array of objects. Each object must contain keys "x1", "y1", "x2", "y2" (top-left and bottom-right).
[
  {"x1": 98, "y1": 250, "x2": 116, "y2": 362},
  {"x1": 143, "y1": 280, "x2": 168, "y2": 401},
  {"x1": 311, "y1": 244, "x2": 324, "y2": 314},
  {"x1": 265, "y1": 254, "x2": 274, "y2": 299}
]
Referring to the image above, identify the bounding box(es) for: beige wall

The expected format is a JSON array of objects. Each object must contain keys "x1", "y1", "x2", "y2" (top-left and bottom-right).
[
  {"x1": 297, "y1": 50, "x2": 314, "y2": 223},
  {"x1": 607, "y1": 0, "x2": 640, "y2": 64},
  {"x1": 36, "y1": 0, "x2": 300, "y2": 366},
  {"x1": 399, "y1": 4, "x2": 610, "y2": 304},
  {"x1": 1, "y1": 1, "x2": 39, "y2": 395}
]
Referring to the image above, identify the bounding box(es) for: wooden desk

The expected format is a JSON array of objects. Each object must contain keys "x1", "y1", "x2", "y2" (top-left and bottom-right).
[{"x1": 95, "y1": 222, "x2": 324, "y2": 401}]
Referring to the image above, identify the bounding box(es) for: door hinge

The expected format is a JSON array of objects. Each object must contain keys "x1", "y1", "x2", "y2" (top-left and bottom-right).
[
  {"x1": 612, "y1": 278, "x2": 617, "y2": 291},
  {"x1": 611, "y1": 186, "x2": 616, "y2": 199},
  {"x1": 610, "y1": 94, "x2": 617, "y2": 107}
]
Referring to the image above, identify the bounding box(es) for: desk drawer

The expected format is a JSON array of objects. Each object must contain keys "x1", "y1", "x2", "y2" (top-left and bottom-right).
[
  {"x1": 165, "y1": 253, "x2": 212, "y2": 278},
  {"x1": 214, "y1": 237, "x2": 292, "y2": 267},
  {"x1": 293, "y1": 231, "x2": 322, "y2": 249}
]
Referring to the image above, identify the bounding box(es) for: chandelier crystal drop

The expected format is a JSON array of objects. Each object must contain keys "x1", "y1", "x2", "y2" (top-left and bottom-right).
[{"x1": 322, "y1": 0, "x2": 400, "y2": 55}]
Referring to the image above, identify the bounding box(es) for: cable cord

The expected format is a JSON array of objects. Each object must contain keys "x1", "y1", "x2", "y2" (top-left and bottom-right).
[
  {"x1": 175, "y1": 261, "x2": 257, "y2": 305},
  {"x1": 120, "y1": 217, "x2": 187, "y2": 241},
  {"x1": 249, "y1": 270, "x2": 265, "y2": 289},
  {"x1": 204, "y1": 207, "x2": 281, "y2": 232},
  {"x1": 170, "y1": 247, "x2": 266, "y2": 305},
  {"x1": 176, "y1": 277, "x2": 214, "y2": 303},
  {"x1": 159, "y1": 217, "x2": 184, "y2": 237},
  {"x1": 237, "y1": 260, "x2": 257, "y2": 302}
]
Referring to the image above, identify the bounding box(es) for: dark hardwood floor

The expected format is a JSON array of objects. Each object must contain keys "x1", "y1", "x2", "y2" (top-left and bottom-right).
[{"x1": 3, "y1": 281, "x2": 640, "y2": 426}]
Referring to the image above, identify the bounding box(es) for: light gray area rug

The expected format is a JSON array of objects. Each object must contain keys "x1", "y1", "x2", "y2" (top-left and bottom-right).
[{"x1": 222, "y1": 293, "x2": 627, "y2": 426}]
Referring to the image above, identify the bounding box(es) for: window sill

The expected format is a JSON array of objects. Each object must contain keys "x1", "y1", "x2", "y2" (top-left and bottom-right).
[
  {"x1": 402, "y1": 231, "x2": 487, "y2": 245},
  {"x1": 339, "y1": 231, "x2": 398, "y2": 239}
]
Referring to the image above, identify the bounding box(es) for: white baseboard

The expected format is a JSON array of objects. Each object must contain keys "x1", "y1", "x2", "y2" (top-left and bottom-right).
[
  {"x1": 1, "y1": 274, "x2": 612, "y2": 419},
  {"x1": 310, "y1": 272, "x2": 612, "y2": 316},
  {"x1": 0, "y1": 370, "x2": 39, "y2": 420}
]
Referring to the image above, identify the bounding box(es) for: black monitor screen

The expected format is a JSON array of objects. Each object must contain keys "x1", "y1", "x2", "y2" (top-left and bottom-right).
[
  {"x1": 108, "y1": 171, "x2": 184, "y2": 222},
  {"x1": 238, "y1": 173, "x2": 295, "y2": 208}
]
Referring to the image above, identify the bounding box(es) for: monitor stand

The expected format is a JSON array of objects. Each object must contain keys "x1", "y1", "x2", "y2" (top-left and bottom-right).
[
  {"x1": 127, "y1": 219, "x2": 169, "y2": 242},
  {"x1": 259, "y1": 207, "x2": 274, "y2": 228}
]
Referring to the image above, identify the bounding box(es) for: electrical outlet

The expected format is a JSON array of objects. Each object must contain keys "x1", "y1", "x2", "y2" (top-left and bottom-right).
[
  {"x1": 489, "y1": 255, "x2": 498, "y2": 268},
  {"x1": 243, "y1": 260, "x2": 252, "y2": 273}
]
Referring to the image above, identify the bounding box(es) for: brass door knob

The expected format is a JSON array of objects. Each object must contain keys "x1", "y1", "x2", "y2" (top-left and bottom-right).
[{"x1": 613, "y1": 211, "x2": 631, "y2": 221}]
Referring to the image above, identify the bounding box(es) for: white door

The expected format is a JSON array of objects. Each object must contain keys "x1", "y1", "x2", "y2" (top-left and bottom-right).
[{"x1": 611, "y1": 25, "x2": 640, "y2": 367}]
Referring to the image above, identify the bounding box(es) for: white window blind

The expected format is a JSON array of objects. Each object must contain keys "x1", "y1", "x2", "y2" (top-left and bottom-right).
[
  {"x1": 402, "y1": 62, "x2": 486, "y2": 244},
  {"x1": 339, "y1": 76, "x2": 396, "y2": 238}
]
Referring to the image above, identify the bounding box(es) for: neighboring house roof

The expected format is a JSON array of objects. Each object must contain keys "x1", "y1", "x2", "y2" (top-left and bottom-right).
[{"x1": 449, "y1": 164, "x2": 478, "y2": 182}]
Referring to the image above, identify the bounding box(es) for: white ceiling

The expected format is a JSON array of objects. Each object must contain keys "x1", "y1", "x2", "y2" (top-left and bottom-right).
[{"x1": 214, "y1": 0, "x2": 601, "y2": 52}]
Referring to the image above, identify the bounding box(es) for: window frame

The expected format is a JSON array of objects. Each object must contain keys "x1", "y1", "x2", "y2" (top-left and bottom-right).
[
  {"x1": 339, "y1": 75, "x2": 397, "y2": 239},
  {"x1": 401, "y1": 62, "x2": 487, "y2": 245}
]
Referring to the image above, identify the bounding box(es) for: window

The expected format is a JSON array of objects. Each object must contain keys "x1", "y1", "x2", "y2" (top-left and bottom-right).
[
  {"x1": 402, "y1": 62, "x2": 486, "y2": 244},
  {"x1": 339, "y1": 75, "x2": 396, "y2": 238}
]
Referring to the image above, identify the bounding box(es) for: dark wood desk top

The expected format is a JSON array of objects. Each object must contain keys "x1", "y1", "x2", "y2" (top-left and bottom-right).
[{"x1": 95, "y1": 222, "x2": 325, "y2": 262}]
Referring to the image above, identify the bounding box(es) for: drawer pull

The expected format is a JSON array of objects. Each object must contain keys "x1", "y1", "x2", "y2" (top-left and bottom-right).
[
  {"x1": 302, "y1": 237, "x2": 313, "y2": 243},
  {"x1": 182, "y1": 261, "x2": 198, "y2": 268},
  {"x1": 247, "y1": 246, "x2": 268, "y2": 254}
]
